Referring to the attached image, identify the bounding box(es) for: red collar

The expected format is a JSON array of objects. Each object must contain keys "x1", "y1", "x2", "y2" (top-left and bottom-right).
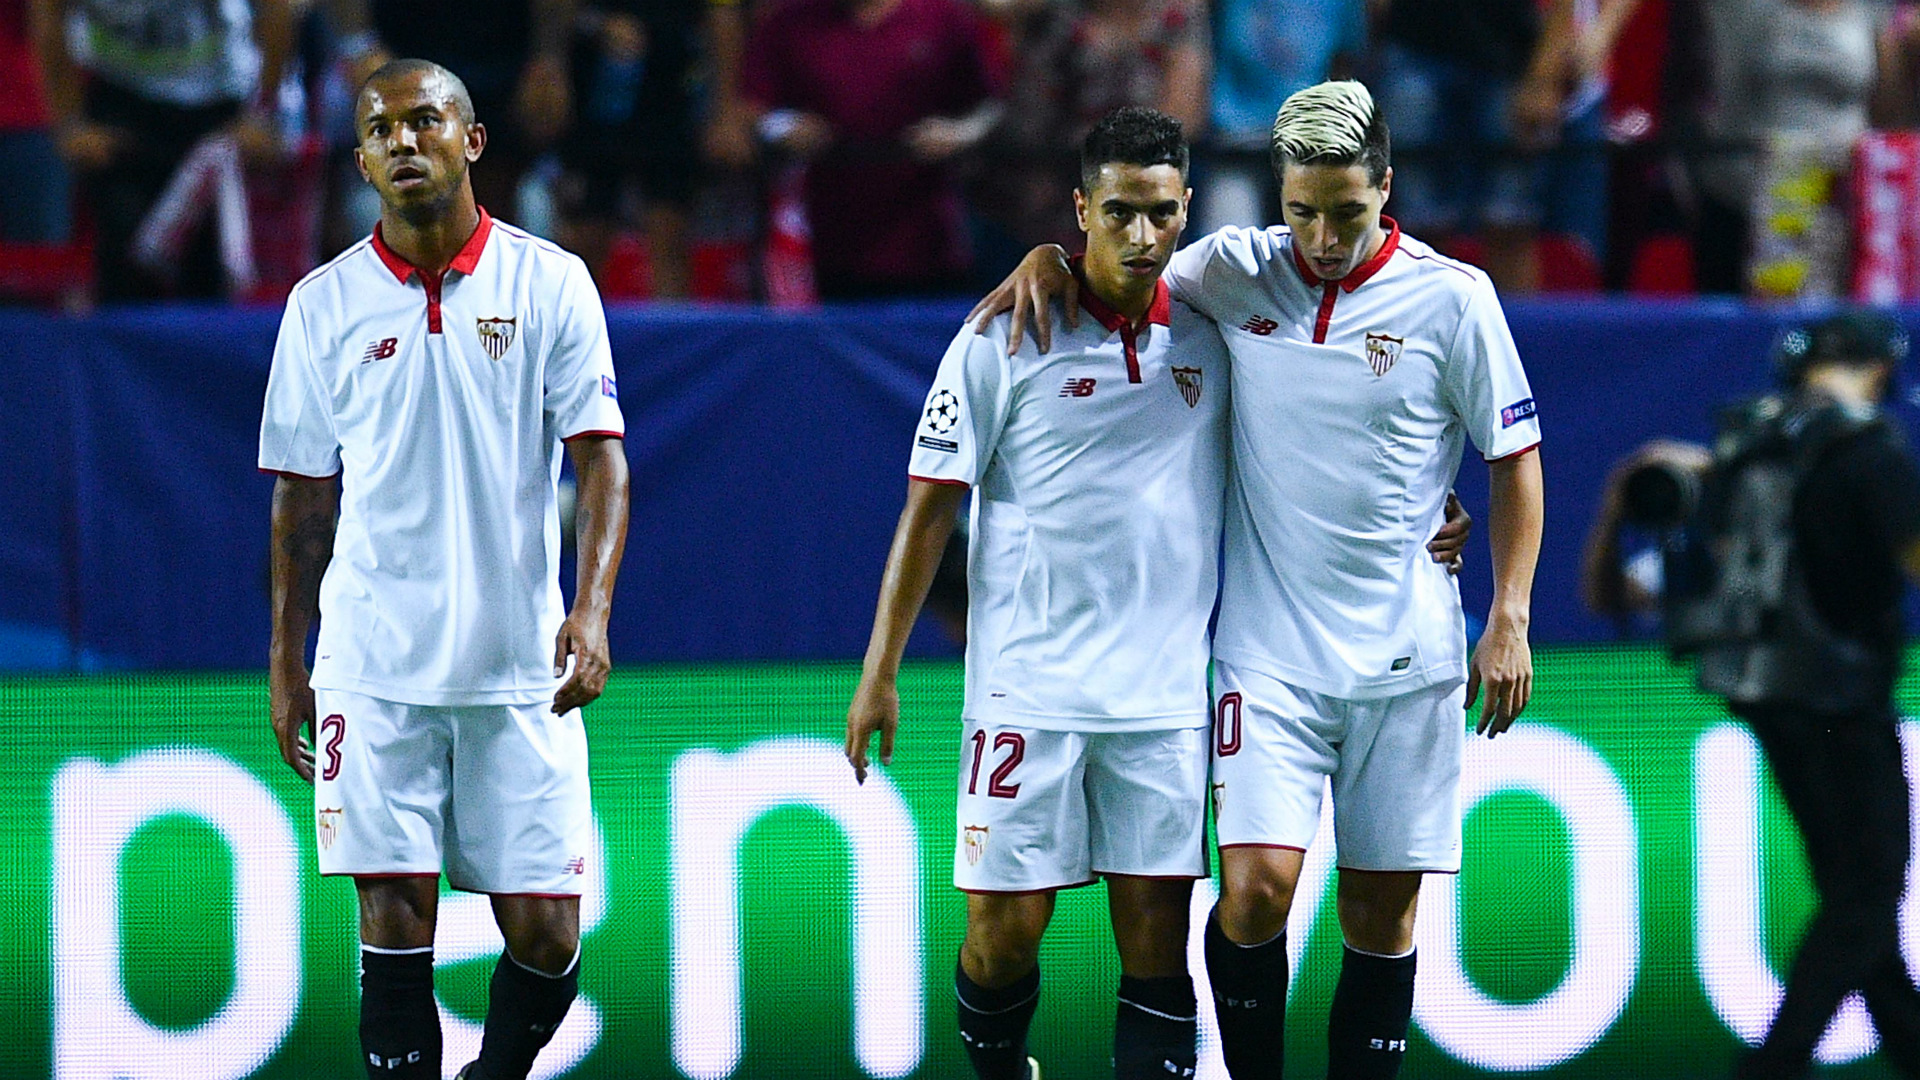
[
  {"x1": 371, "y1": 206, "x2": 494, "y2": 284},
  {"x1": 1290, "y1": 215, "x2": 1401, "y2": 292},
  {"x1": 1071, "y1": 255, "x2": 1171, "y2": 333}
]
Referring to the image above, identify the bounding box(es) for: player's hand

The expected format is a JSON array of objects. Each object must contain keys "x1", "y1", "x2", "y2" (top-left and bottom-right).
[
  {"x1": 845, "y1": 676, "x2": 900, "y2": 784},
  {"x1": 1428, "y1": 491, "x2": 1472, "y2": 574},
  {"x1": 552, "y1": 611, "x2": 612, "y2": 715},
  {"x1": 967, "y1": 244, "x2": 1076, "y2": 354},
  {"x1": 269, "y1": 665, "x2": 318, "y2": 782},
  {"x1": 1465, "y1": 615, "x2": 1532, "y2": 738}
]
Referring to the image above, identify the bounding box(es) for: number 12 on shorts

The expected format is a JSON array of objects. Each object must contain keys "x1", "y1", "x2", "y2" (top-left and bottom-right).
[{"x1": 967, "y1": 729, "x2": 1024, "y2": 798}]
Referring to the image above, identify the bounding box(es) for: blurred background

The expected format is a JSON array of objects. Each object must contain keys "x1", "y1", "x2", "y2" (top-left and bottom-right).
[{"x1": 11, "y1": 0, "x2": 1920, "y2": 1078}]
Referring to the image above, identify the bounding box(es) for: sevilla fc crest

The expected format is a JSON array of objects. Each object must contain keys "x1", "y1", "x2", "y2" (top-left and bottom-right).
[
  {"x1": 1364, "y1": 332, "x2": 1403, "y2": 377},
  {"x1": 962, "y1": 824, "x2": 990, "y2": 866},
  {"x1": 1171, "y1": 366, "x2": 1203, "y2": 407},
  {"x1": 318, "y1": 807, "x2": 342, "y2": 851},
  {"x1": 476, "y1": 316, "x2": 517, "y2": 360}
]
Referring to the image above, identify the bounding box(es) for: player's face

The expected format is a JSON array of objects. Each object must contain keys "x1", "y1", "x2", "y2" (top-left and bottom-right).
[
  {"x1": 354, "y1": 72, "x2": 485, "y2": 221},
  {"x1": 1279, "y1": 161, "x2": 1391, "y2": 282},
  {"x1": 1074, "y1": 163, "x2": 1190, "y2": 291}
]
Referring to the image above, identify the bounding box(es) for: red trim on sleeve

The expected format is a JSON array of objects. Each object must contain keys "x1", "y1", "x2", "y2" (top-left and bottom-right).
[
  {"x1": 909, "y1": 475, "x2": 970, "y2": 487},
  {"x1": 561, "y1": 430, "x2": 625, "y2": 442},
  {"x1": 1486, "y1": 441, "x2": 1541, "y2": 463},
  {"x1": 260, "y1": 467, "x2": 341, "y2": 481}
]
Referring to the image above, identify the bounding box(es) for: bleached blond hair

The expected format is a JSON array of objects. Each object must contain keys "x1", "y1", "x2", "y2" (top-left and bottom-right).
[{"x1": 1270, "y1": 80, "x2": 1390, "y2": 186}]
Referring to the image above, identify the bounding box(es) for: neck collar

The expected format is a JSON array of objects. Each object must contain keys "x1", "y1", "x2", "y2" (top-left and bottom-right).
[
  {"x1": 372, "y1": 206, "x2": 494, "y2": 283},
  {"x1": 1072, "y1": 255, "x2": 1171, "y2": 333},
  {"x1": 1290, "y1": 215, "x2": 1401, "y2": 292}
]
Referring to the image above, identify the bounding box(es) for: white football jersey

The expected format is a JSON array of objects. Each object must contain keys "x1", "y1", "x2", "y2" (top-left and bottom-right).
[
  {"x1": 1165, "y1": 219, "x2": 1541, "y2": 698},
  {"x1": 260, "y1": 210, "x2": 625, "y2": 705},
  {"x1": 909, "y1": 280, "x2": 1229, "y2": 731}
]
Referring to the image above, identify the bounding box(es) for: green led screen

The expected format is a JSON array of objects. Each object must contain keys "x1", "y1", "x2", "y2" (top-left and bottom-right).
[{"x1": 4, "y1": 645, "x2": 1918, "y2": 1079}]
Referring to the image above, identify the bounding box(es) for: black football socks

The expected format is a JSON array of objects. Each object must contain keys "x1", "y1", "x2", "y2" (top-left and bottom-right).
[
  {"x1": 1115, "y1": 974, "x2": 1198, "y2": 1080},
  {"x1": 1203, "y1": 910, "x2": 1289, "y2": 1079},
  {"x1": 469, "y1": 948, "x2": 580, "y2": 1080},
  {"x1": 360, "y1": 946, "x2": 441, "y2": 1079},
  {"x1": 956, "y1": 960, "x2": 1041, "y2": 1080},
  {"x1": 1326, "y1": 945, "x2": 1416, "y2": 1080}
]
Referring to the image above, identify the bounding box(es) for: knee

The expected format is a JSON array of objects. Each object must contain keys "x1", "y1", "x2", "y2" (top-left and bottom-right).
[
  {"x1": 964, "y1": 909, "x2": 1047, "y2": 987},
  {"x1": 505, "y1": 923, "x2": 580, "y2": 976},
  {"x1": 357, "y1": 879, "x2": 437, "y2": 949},
  {"x1": 1217, "y1": 869, "x2": 1297, "y2": 943}
]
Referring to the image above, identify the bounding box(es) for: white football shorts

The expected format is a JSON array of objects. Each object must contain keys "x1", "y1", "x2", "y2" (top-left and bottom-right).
[
  {"x1": 952, "y1": 718, "x2": 1210, "y2": 892},
  {"x1": 1210, "y1": 660, "x2": 1466, "y2": 872},
  {"x1": 311, "y1": 689, "x2": 594, "y2": 895}
]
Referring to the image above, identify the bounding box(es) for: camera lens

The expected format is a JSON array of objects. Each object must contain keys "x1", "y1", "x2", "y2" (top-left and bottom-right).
[{"x1": 1621, "y1": 462, "x2": 1699, "y2": 527}]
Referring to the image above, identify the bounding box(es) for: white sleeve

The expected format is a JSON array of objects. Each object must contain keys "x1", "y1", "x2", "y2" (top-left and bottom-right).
[
  {"x1": 906, "y1": 321, "x2": 1011, "y2": 487},
  {"x1": 1443, "y1": 275, "x2": 1541, "y2": 461},
  {"x1": 258, "y1": 296, "x2": 341, "y2": 478},
  {"x1": 544, "y1": 257, "x2": 626, "y2": 441}
]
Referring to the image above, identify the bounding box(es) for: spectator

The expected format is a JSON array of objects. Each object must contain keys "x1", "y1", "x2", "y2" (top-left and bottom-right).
[
  {"x1": 554, "y1": 0, "x2": 702, "y2": 298},
  {"x1": 1370, "y1": 0, "x2": 1564, "y2": 292},
  {"x1": 1691, "y1": 0, "x2": 1882, "y2": 295},
  {"x1": 740, "y1": 0, "x2": 1005, "y2": 300},
  {"x1": 1, "y1": 0, "x2": 69, "y2": 246},
  {"x1": 328, "y1": 0, "x2": 575, "y2": 227},
  {"x1": 1195, "y1": 0, "x2": 1364, "y2": 234},
  {"x1": 33, "y1": 0, "x2": 293, "y2": 301},
  {"x1": 971, "y1": 0, "x2": 1207, "y2": 272}
]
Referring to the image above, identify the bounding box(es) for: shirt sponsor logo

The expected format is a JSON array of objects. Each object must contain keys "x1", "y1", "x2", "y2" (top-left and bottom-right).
[
  {"x1": 1364, "y1": 331, "x2": 1404, "y2": 377},
  {"x1": 924, "y1": 389, "x2": 960, "y2": 434},
  {"x1": 601, "y1": 375, "x2": 618, "y2": 400},
  {"x1": 1059, "y1": 377, "x2": 1098, "y2": 398},
  {"x1": 361, "y1": 337, "x2": 398, "y2": 364},
  {"x1": 476, "y1": 316, "x2": 517, "y2": 360},
  {"x1": 1500, "y1": 397, "x2": 1537, "y2": 428},
  {"x1": 917, "y1": 435, "x2": 958, "y2": 453},
  {"x1": 962, "y1": 824, "x2": 990, "y2": 866},
  {"x1": 1240, "y1": 316, "x2": 1279, "y2": 336},
  {"x1": 1171, "y1": 366, "x2": 1203, "y2": 407}
]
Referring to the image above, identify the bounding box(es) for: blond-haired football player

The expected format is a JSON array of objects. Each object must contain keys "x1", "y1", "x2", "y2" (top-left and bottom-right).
[{"x1": 969, "y1": 79, "x2": 1544, "y2": 1080}]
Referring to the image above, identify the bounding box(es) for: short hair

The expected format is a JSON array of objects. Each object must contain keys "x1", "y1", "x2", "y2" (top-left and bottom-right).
[
  {"x1": 360, "y1": 58, "x2": 475, "y2": 125},
  {"x1": 1270, "y1": 80, "x2": 1390, "y2": 188},
  {"x1": 1079, "y1": 107, "x2": 1189, "y2": 194}
]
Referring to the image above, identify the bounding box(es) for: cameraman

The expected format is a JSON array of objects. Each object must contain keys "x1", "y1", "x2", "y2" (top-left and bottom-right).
[
  {"x1": 1703, "y1": 311, "x2": 1920, "y2": 1080},
  {"x1": 1582, "y1": 438, "x2": 1711, "y2": 629}
]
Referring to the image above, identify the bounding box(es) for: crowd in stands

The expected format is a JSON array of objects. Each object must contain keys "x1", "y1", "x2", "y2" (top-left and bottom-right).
[{"x1": 7, "y1": 0, "x2": 1920, "y2": 307}]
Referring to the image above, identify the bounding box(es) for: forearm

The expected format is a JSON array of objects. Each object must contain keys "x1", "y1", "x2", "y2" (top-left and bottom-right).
[
  {"x1": 251, "y1": 0, "x2": 295, "y2": 107},
  {"x1": 1487, "y1": 451, "x2": 1544, "y2": 625},
  {"x1": 861, "y1": 482, "x2": 965, "y2": 681},
  {"x1": 31, "y1": 0, "x2": 79, "y2": 126},
  {"x1": 568, "y1": 438, "x2": 630, "y2": 621},
  {"x1": 531, "y1": 0, "x2": 576, "y2": 64},
  {"x1": 268, "y1": 476, "x2": 339, "y2": 672}
]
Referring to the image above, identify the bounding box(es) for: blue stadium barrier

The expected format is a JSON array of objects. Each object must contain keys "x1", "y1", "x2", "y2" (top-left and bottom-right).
[{"x1": 2, "y1": 297, "x2": 1914, "y2": 671}]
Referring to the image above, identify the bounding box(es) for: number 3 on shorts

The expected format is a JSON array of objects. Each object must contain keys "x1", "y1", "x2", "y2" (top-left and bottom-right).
[
  {"x1": 967, "y1": 729, "x2": 1024, "y2": 798},
  {"x1": 319, "y1": 713, "x2": 346, "y2": 781}
]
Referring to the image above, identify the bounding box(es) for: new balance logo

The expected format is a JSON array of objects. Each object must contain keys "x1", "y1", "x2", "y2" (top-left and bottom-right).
[
  {"x1": 1240, "y1": 316, "x2": 1279, "y2": 336},
  {"x1": 361, "y1": 337, "x2": 399, "y2": 363},
  {"x1": 1059, "y1": 377, "x2": 1098, "y2": 398},
  {"x1": 565, "y1": 856, "x2": 586, "y2": 874}
]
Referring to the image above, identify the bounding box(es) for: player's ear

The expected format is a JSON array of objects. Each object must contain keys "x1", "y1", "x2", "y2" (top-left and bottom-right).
[
  {"x1": 466, "y1": 121, "x2": 487, "y2": 163},
  {"x1": 1073, "y1": 188, "x2": 1091, "y2": 234},
  {"x1": 354, "y1": 145, "x2": 371, "y2": 184},
  {"x1": 1379, "y1": 166, "x2": 1392, "y2": 205}
]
